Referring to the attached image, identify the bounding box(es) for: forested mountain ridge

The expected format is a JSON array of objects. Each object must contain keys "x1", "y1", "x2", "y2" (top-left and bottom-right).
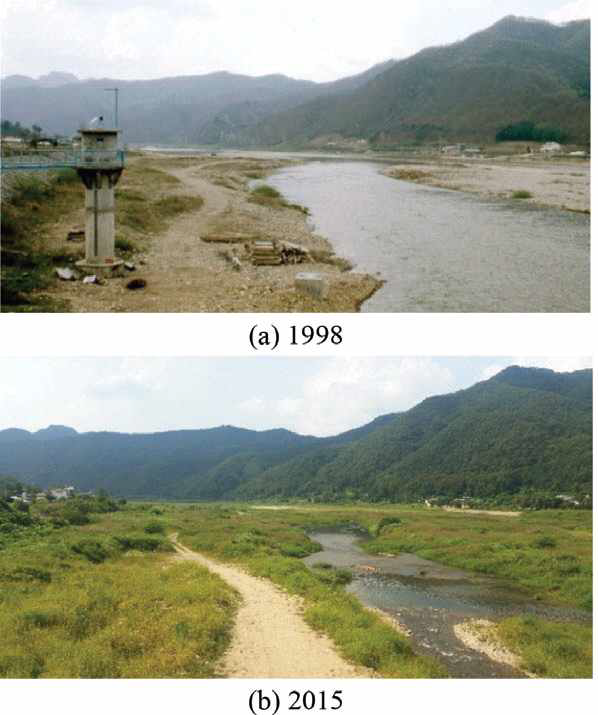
[
  {"x1": 237, "y1": 16, "x2": 590, "y2": 147},
  {"x1": 0, "y1": 367, "x2": 591, "y2": 503}
]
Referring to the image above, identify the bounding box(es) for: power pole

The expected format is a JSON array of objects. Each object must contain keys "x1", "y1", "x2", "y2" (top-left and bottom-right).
[{"x1": 104, "y1": 88, "x2": 119, "y2": 129}]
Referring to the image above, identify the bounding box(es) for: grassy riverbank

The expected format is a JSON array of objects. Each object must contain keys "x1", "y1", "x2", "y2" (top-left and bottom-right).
[
  {"x1": 0, "y1": 501, "x2": 238, "y2": 678},
  {"x1": 1, "y1": 500, "x2": 591, "y2": 678},
  {"x1": 362, "y1": 507, "x2": 592, "y2": 610}
]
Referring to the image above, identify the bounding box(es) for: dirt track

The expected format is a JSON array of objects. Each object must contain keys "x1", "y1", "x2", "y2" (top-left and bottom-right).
[{"x1": 171, "y1": 536, "x2": 370, "y2": 678}]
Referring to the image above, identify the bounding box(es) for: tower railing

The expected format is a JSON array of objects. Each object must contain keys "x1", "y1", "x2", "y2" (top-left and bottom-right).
[{"x1": 0, "y1": 148, "x2": 126, "y2": 171}]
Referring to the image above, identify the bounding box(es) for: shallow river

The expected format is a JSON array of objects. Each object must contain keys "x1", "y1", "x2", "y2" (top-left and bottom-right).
[
  {"x1": 269, "y1": 162, "x2": 590, "y2": 313},
  {"x1": 304, "y1": 531, "x2": 590, "y2": 678}
]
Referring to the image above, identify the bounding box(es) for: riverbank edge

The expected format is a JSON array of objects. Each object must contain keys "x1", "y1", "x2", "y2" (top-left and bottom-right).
[
  {"x1": 382, "y1": 160, "x2": 591, "y2": 214},
  {"x1": 453, "y1": 619, "x2": 532, "y2": 677},
  {"x1": 256, "y1": 158, "x2": 384, "y2": 312}
]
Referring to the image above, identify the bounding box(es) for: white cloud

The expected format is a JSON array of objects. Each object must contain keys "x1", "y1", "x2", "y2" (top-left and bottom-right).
[
  {"x1": 546, "y1": 0, "x2": 591, "y2": 23},
  {"x1": 236, "y1": 358, "x2": 458, "y2": 436},
  {"x1": 0, "y1": 357, "x2": 590, "y2": 438},
  {"x1": 1, "y1": 1, "x2": 578, "y2": 82}
]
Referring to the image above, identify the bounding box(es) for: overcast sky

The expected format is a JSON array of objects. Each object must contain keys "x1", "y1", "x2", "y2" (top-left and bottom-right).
[
  {"x1": 0, "y1": 357, "x2": 591, "y2": 437},
  {"x1": 0, "y1": 0, "x2": 591, "y2": 82}
]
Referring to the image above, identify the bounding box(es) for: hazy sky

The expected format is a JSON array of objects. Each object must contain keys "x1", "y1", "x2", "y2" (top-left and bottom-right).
[
  {"x1": 0, "y1": 0, "x2": 591, "y2": 82},
  {"x1": 0, "y1": 357, "x2": 591, "y2": 437}
]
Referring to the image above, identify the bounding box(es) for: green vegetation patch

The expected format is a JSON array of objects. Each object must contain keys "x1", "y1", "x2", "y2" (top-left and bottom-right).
[
  {"x1": 1, "y1": 172, "x2": 80, "y2": 312},
  {"x1": 0, "y1": 507, "x2": 238, "y2": 678},
  {"x1": 496, "y1": 616, "x2": 592, "y2": 678},
  {"x1": 1, "y1": 159, "x2": 202, "y2": 312},
  {"x1": 249, "y1": 184, "x2": 309, "y2": 214},
  {"x1": 496, "y1": 121, "x2": 568, "y2": 144},
  {"x1": 512, "y1": 190, "x2": 533, "y2": 200},
  {"x1": 364, "y1": 508, "x2": 592, "y2": 611}
]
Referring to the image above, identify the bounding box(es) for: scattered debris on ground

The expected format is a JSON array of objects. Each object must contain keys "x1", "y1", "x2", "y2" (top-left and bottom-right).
[
  {"x1": 55, "y1": 267, "x2": 79, "y2": 281},
  {"x1": 126, "y1": 278, "x2": 147, "y2": 290},
  {"x1": 295, "y1": 271, "x2": 329, "y2": 299}
]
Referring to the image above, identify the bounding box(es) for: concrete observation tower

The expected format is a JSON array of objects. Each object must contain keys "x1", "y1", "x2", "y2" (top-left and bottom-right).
[{"x1": 75, "y1": 122, "x2": 125, "y2": 276}]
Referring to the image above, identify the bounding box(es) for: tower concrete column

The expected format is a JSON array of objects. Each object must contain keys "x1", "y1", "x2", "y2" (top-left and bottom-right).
[{"x1": 75, "y1": 128, "x2": 125, "y2": 277}]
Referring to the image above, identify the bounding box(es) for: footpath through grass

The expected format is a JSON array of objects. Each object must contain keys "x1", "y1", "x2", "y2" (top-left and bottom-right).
[
  {"x1": 0, "y1": 502, "x2": 238, "y2": 678},
  {"x1": 173, "y1": 504, "x2": 445, "y2": 678}
]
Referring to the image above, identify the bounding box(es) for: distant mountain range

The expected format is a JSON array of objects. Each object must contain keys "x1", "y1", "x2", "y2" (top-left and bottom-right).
[
  {"x1": 0, "y1": 16, "x2": 589, "y2": 146},
  {"x1": 0, "y1": 62, "x2": 395, "y2": 145},
  {"x1": 0, "y1": 367, "x2": 592, "y2": 502}
]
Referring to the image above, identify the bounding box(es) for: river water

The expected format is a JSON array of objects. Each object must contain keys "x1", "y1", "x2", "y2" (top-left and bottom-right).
[
  {"x1": 269, "y1": 161, "x2": 590, "y2": 313},
  {"x1": 304, "y1": 531, "x2": 590, "y2": 678}
]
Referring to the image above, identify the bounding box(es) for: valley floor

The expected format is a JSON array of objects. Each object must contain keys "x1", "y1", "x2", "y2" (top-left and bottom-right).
[{"x1": 0, "y1": 502, "x2": 592, "y2": 678}]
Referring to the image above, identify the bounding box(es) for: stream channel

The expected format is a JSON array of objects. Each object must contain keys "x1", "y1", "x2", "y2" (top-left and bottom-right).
[
  {"x1": 304, "y1": 530, "x2": 590, "y2": 678},
  {"x1": 269, "y1": 161, "x2": 590, "y2": 313}
]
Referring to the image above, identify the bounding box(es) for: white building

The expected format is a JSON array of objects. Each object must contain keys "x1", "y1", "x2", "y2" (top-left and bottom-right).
[
  {"x1": 540, "y1": 142, "x2": 562, "y2": 153},
  {"x1": 49, "y1": 486, "x2": 75, "y2": 500}
]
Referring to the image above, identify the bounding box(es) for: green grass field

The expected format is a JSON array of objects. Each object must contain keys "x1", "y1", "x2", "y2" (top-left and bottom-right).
[
  {"x1": 0, "y1": 500, "x2": 592, "y2": 678},
  {"x1": 0, "y1": 503, "x2": 238, "y2": 678}
]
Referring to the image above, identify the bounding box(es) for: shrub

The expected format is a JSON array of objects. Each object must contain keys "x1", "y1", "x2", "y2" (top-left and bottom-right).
[
  {"x1": 54, "y1": 168, "x2": 79, "y2": 185},
  {"x1": 496, "y1": 121, "x2": 567, "y2": 143},
  {"x1": 144, "y1": 521, "x2": 165, "y2": 534},
  {"x1": 113, "y1": 536, "x2": 165, "y2": 552},
  {"x1": 62, "y1": 505, "x2": 91, "y2": 526},
  {"x1": 512, "y1": 190, "x2": 533, "y2": 200},
  {"x1": 4, "y1": 566, "x2": 52, "y2": 583},
  {"x1": 20, "y1": 610, "x2": 61, "y2": 629},
  {"x1": 251, "y1": 185, "x2": 282, "y2": 199},
  {"x1": 8, "y1": 175, "x2": 55, "y2": 206},
  {"x1": 375, "y1": 517, "x2": 402, "y2": 536},
  {"x1": 71, "y1": 539, "x2": 109, "y2": 563},
  {"x1": 115, "y1": 237, "x2": 137, "y2": 253},
  {"x1": 533, "y1": 535, "x2": 556, "y2": 549},
  {"x1": 312, "y1": 564, "x2": 353, "y2": 586}
]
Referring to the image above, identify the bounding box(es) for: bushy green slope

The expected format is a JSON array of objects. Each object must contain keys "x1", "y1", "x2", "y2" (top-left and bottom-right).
[
  {"x1": 240, "y1": 16, "x2": 590, "y2": 146},
  {"x1": 235, "y1": 367, "x2": 593, "y2": 501}
]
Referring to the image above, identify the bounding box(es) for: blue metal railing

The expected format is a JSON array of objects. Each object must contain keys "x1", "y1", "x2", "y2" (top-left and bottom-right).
[{"x1": 0, "y1": 149, "x2": 126, "y2": 171}]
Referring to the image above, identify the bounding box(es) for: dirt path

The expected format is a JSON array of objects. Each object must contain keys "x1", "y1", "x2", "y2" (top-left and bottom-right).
[{"x1": 171, "y1": 536, "x2": 370, "y2": 678}]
